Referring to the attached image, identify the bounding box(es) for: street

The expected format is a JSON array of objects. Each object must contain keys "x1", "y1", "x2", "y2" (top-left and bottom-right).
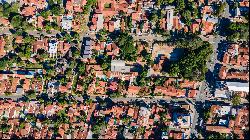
[{"x1": 190, "y1": 2, "x2": 232, "y2": 137}]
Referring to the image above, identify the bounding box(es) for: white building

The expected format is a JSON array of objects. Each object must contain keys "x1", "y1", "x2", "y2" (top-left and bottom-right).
[
  {"x1": 111, "y1": 60, "x2": 131, "y2": 73},
  {"x1": 96, "y1": 14, "x2": 104, "y2": 31},
  {"x1": 218, "y1": 119, "x2": 229, "y2": 126},
  {"x1": 139, "y1": 107, "x2": 150, "y2": 127},
  {"x1": 48, "y1": 40, "x2": 58, "y2": 58},
  {"x1": 226, "y1": 82, "x2": 249, "y2": 92},
  {"x1": 61, "y1": 15, "x2": 73, "y2": 30},
  {"x1": 82, "y1": 39, "x2": 92, "y2": 59},
  {"x1": 173, "y1": 113, "x2": 191, "y2": 129},
  {"x1": 216, "y1": 106, "x2": 231, "y2": 116},
  {"x1": 165, "y1": 6, "x2": 175, "y2": 30},
  {"x1": 214, "y1": 89, "x2": 232, "y2": 99},
  {"x1": 114, "y1": 19, "x2": 121, "y2": 30}
]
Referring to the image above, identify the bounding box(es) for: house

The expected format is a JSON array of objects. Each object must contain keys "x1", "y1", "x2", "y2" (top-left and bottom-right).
[
  {"x1": 33, "y1": 38, "x2": 48, "y2": 53},
  {"x1": 127, "y1": 86, "x2": 141, "y2": 97},
  {"x1": 225, "y1": 82, "x2": 249, "y2": 92},
  {"x1": 201, "y1": 21, "x2": 215, "y2": 34},
  {"x1": 154, "y1": 86, "x2": 186, "y2": 97},
  {"x1": 58, "y1": 42, "x2": 71, "y2": 56},
  {"x1": 190, "y1": 23, "x2": 200, "y2": 33},
  {"x1": 48, "y1": 40, "x2": 58, "y2": 58},
  {"x1": 37, "y1": 16, "x2": 44, "y2": 28},
  {"x1": 20, "y1": 0, "x2": 47, "y2": 10},
  {"x1": 61, "y1": 15, "x2": 73, "y2": 30},
  {"x1": 214, "y1": 89, "x2": 231, "y2": 99},
  {"x1": 214, "y1": 105, "x2": 231, "y2": 116},
  {"x1": 173, "y1": 112, "x2": 191, "y2": 129},
  {"x1": 96, "y1": 14, "x2": 104, "y2": 31},
  {"x1": 21, "y1": 6, "x2": 36, "y2": 17},
  {"x1": 206, "y1": 126, "x2": 231, "y2": 133},
  {"x1": 169, "y1": 131, "x2": 184, "y2": 139},
  {"x1": 82, "y1": 39, "x2": 92, "y2": 59},
  {"x1": 173, "y1": 16, "x2": 184, "y2": 30},
  {"x1": 219, "y1": 66, "x2": 249, "y2": 81},
  {"x1": 222, "y1": 44, "x2": 249, "y2": 67},
  {"x1": 187, "y1": 89, "x2": 198, "y2": 98},
  {"x1": 65, "y1": 0, "x2": 73, "y2": 11},
  {"x1": 0, "y1": 36, "x2": 6, "y2": 58},
  {"x1": 113, "y1": 19, "x2": 121, "y2": 30},
  {"x1": 201, "y1": 15, "x2": 218, "y2": 34},
  {"x1": 15, "y1": 36, "x2": 23, "y2": 44},
  {"x1": 95, "y1": 0, "x2": 120, "y2": 17},
  {"x1": 105, "y1": 42, "x2": 119, "y2": 56},
  {"x1": 111, "y1": 60, "x2": 131, "y2": 73},
  {"x1": 0, "y1": 17, "x2": 10, "y2": 27}
]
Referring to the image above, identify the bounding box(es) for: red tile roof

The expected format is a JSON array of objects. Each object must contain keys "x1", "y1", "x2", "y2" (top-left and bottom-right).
[
  {"x1": 206, "y1": 126, "x2": 231, "y2": 133},
  {"x1": 21, "y1": 6, "x2": 36, "y2": 17}
]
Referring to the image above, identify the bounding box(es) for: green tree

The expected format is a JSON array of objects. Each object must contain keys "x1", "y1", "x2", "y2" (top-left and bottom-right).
[
  {"x1": 10, "y1": 2, "x2": 19, "y2": 13},
  {"x1": 77, "y1": 62, "x2": 86, "y2": 74},
  {"x1": 0, "y1": 4, "x2": 3, "y2": 17},
  {"x1": 26, "y1": 90, "x2": 36, "y2": 99},
  {"x1": 193, "y1": 8, "x2": 199, "y2": 18},
  {"x1": 92, "y1": 119, "x2": 107, "y2": 136},
  {"x1": 19, "y1": 121, "x2": 26, "y2": 129},
  {"x1": 11, "y1": 15, "x2": 23, "y2": 28},
  {"x1": 71, "y1": 47, "x2": 80, "y2": 58},
  {"x1": 232, "y1": 94, "x2": 241, "y2": 106},
  {"x1": 109, "y1": 91, "x2": 122, "y2": 98},
  {"x1": 0, "y1": 2, "x2": 19, "y2": 17},
  {"x1": 50, "y1": 4, "x2": 64, "y2": 16},
  {"x1": 23, "y1": 35, "x2": 35, "y2": 44},
  {"x1": 214, "y1": 2, "x2": 227, "y2": 17},
  {"x1": 0, "y1": 123, "x2": 11, "y2": 133},
  {"x1": 101, "y1": 63, "x2": 109, "y2": 71},
  {"x1": 4, "y1": 91, "x2": 12, "y2": 96},
  {"x1": 0, "y1": 60, "x2": 7, "y2": 70},
  {"x1": 168, "y1": 36, "x2": 213, "y2": 81},
  {"x1": 204, "y1": 110, "x2": 210, "y2": 121},
  {"x1": 168, "y1": 63, "x2": 180, "y2": 77},
  {"x1": 226, "y1": 22, "x2": 249, "y2": 42},
  {"x1": 115, "y1": 32, "x2": 137, "y2": 61},
  {"x1": 22, "y1": 20, "x2": 35, "y2": 31},
  {"x1": 181, "y1": 10, "x2": 192, "y2": 26},
  {"x1": 177, "y1": 0, "x2": 185, "y2": 10},
  {"x1": 40, "y1": 10, "x2": 51, "y2": 19}
]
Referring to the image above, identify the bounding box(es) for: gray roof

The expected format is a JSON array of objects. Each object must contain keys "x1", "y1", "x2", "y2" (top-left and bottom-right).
[
  {"x1": 84, "y1": 50, "x2": 91, "y2": 55},
  {"x1": 226, "y1": 82, "x2": 249, "y2": 87},
  {"x1": 226, "y1": 82, "x2": 249, "y2": 92},
  {"x1": 111, "y1": 60, "x2": 131, "y2": 73},
  {"x1": 84, "y1": 45, "x2": 90, "y2": 51},
  {"x1": 82, "y1": 54, "x2": 91, "y2": 58},
  {"x1": 16, "y1": 87, "x2": 24, "y2": 94},
  {"x1": 85, "y1": 40, "x2": 91, "y2": 46}
]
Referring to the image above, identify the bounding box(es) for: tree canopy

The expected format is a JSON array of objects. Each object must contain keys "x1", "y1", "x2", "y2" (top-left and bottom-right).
[
  {"x1": 167, "y1": 34, "x2": 213, "y2": 81},
  {"x1": 115, "y1": 32, "x2": 137, "y2": 61},
  {"x1": 226, "y1": 22, "x2": 249, "y2": 42},
  {"x1": 232, "y1": 94, "x2": 241, "y2": 106}
]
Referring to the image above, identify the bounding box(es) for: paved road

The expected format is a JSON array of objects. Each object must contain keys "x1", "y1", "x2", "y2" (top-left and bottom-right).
[
  {"x1": 190, "y1": 3, "x2": 232, "y2": 137},
  {"x1": 27, "y1": 30, "x2": 60, "y2": 38},
  {"x1": 130, "y1": 33, "x2": 165, "y2": 42},
  {"x1": 190, "y1": 35, "x2": 225, "y2": 138},
  {"x1": 0, "y1": 94, "x2": 22, "y2": 100},
  {"x1": 74, "y1": 95, "x2": 193, "y2": 103}
]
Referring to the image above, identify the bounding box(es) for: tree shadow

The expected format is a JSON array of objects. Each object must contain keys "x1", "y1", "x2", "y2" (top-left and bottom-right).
[{"x1": 216, "y1": 18, "x2": 231, "y2": 37}]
